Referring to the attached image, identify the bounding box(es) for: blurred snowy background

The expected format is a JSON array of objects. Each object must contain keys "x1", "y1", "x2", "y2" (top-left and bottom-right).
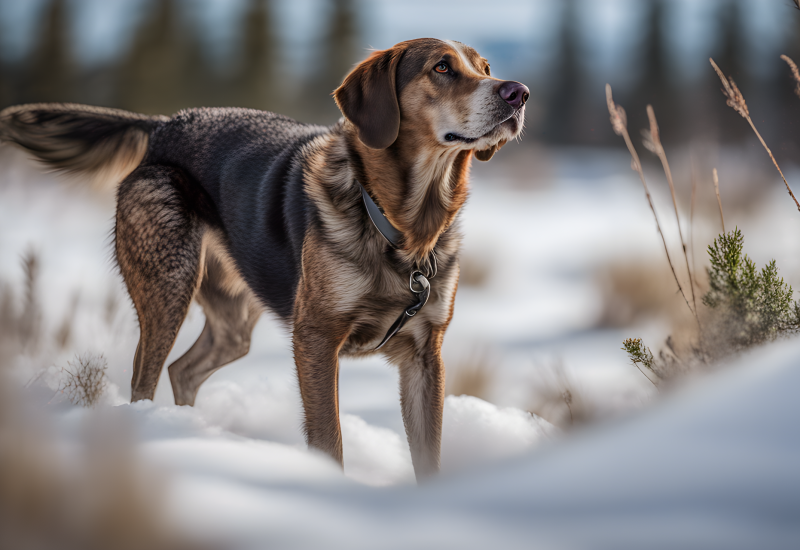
[{"x1": 2, "y1": 0, "x2": 800, "y2": 548}]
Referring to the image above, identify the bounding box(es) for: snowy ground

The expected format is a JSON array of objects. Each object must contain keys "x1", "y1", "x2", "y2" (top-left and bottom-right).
[
  {"x1": 1, "y1": 144, "x2": 800, "y2": 547},
  {"x1": 118, "y1": 339, "x2": 800, "y2": 549}
]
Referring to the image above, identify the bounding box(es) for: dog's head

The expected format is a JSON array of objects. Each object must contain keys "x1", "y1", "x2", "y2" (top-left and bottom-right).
[{"x1": 334, "y1": 38, "x2": 528, "y2": 161}]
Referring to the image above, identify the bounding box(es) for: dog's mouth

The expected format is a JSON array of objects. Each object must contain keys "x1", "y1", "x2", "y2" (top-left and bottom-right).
[
  {"x1": 444, "y1": 109, "x2": 524, "y2": 146},
  {"x1": 444, "y1": 132, "x2": 478, "y2": 144}
]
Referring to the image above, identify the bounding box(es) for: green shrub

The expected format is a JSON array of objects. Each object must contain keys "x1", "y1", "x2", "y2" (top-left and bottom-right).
[
  {"x1": 703, "y1": 228, "x2": 799, "y2": 350},
  {"x1": 624, "y1": 228, "x2": 800, "y2": 385}
]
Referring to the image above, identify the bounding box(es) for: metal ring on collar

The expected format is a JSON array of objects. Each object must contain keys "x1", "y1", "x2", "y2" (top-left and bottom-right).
[{"x1": 409, "y1": 271, "x2": 430, "y2": 294}]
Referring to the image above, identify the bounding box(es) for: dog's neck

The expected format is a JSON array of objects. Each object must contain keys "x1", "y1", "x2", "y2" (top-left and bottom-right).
[{"x1": 350, "y1": 126, "x2": 471, "y2": 261}]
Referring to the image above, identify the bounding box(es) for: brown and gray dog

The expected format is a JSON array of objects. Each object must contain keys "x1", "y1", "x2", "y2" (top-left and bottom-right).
[{"x1": 0, "y1": 38, "x2": 527, "y2": 480}]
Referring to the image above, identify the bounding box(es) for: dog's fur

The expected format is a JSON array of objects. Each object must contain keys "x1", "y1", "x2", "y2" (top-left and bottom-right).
[{"x1": 0, "y1": 38, "x2": 526, "y2": 479}]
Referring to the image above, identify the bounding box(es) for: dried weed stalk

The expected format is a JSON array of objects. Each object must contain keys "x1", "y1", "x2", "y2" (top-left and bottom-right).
[
  {"x1": 689, "y1": 158, "x2": 699, "y2": 290},
  {"x1": 0, "y1": 279, "x2": 196, "y2": 549},
  {"x1": 710, "y1": 57, "x2": 800, "y2": 212},
  {"x1": 780, "y1": 54, "x2": 800, "y2": 99},
  {"x1": 606, "y1": 84, "x2": 697, "y2": 322},
  {"x1": 19, "y1": 249, "x2": 42, "y2": 351},
  {"x1": 528, "y1": 360, "x2": 588, "y2": 428},
  {"x1": 54, "y1": 291, "x2": 80, "y2": 350},
  {"x1": 445, "y1": 347, "x2": 493, "y2": 401},
  {"x1": 712, "y1": 168, "x2": 725, "y2": 233},
  {"x1": 0, "y1": 250, "x2": 45, "y2": 357},
  {"x1": 0, "y1": 373, "x2": 194, "y2": 550},
  {"x1": 642, "y1": 106, "x2": 697, "y2": 316},
  {"x1": 597, "y1": 260, "x2": 690, "y2": 329},
  {"x1": 458, "y1": 252, "x2": 493, "y2": 287},
  {"x1": 59, "y1": 353, "x2": 108, "y2": 407}
]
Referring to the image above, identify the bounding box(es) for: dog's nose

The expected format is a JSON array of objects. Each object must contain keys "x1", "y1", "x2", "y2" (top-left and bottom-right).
[{"x1": 498, "y1": 81, "x2": 530, "y2": 109}]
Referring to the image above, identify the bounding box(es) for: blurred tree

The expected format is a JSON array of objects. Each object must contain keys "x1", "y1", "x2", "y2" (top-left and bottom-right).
[
  {"x1": 236, "y1": 0, "x2": 280, "y2": 111},
  {"x1": 0, "y1": 11, "x2": 16, "y2": 108},
  {"x1": 713, "y1": 0, "x2": 750, "y2": 142},
  {"x1": 629, "y1": 0, "x2": 681, "y2": 144},
  {"x1": 715, "y1": 0, "x2": 748, "y2": 89},
  {"x1": 773, "y1": 5, "x2": 800, "y2": 158},
  {"x1": 541, "y1": 0, "x2": 584, "y2": 145},
  {"x1": 24, "y1": 0, "x2": 76, "y2": 103},
  {"x1": 306, "y1": 0, "x2": 360, "y2": 123},
  {"x1": 117, "y1": 0, "x2": 191, "y2": 115},
  {"x1": 181, "y1": 7, "x2": 220, "y2": 109},
  {"x1": 0, "y1": 56, "x2": 15, "y2": 109}
]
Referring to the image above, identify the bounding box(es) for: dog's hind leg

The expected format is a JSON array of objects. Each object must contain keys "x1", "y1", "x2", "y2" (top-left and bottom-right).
[
  {"x1": 115, "y1": 165, "x2": 206, "y2": 402},
  {"x1": 167, "y1": 243, "x2": 263, "y2": 406}
]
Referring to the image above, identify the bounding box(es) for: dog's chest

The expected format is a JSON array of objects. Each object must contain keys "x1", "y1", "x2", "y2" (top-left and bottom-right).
[{"x1": 338, "y1": 260, "x2": 457, "y2": 356}]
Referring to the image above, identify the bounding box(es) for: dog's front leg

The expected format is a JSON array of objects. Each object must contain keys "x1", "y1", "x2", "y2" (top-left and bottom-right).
[
  {"x1": 386, "y1": 328, "x2": 446, "y2": 480},
  {"x1": 292, "y1": 297, "x2": 350, "y2": 468}
]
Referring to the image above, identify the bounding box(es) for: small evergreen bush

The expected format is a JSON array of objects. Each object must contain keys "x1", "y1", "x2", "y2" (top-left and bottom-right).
[
  {"x1": 623, "y1": 229, "x2": 800, "y2": 385},
  {"x1": 703, "y1": 229, "x2": 800, "y2": 350}
]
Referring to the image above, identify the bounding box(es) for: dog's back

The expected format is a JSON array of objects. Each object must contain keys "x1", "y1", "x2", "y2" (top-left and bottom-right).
[
  {"x1": 146, "y1": 108, "x2": 330, "y2": 318},
  {"x1": 147, "y1": 108, "x2": 327, "y2": 206},
  {"x1": 1, "y1": 104, "x2": 330, "y2": 319}
]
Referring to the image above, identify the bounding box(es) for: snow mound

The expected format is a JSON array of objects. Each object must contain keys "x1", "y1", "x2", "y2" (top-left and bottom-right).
[
  {"x1": 442, "y1": 394, "x2": 556, "y2": 472},
  {"x1": 130, "y1": 378, "x2": 557, "y2": 487},
  {"x1": 195, "y1": 379, "x2": 305, "y2": 445},
  {"x1": 139, "y1": 339, "x2": 800, "y2": 549},
  {"x1": 341, "y1": 414, "x2": 415, "y2": 486}
]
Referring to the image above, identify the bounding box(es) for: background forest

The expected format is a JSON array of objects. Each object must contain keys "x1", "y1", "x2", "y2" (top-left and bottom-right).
[{"x1": 2, "y1": 0, "x2": 800, "y2": 150}]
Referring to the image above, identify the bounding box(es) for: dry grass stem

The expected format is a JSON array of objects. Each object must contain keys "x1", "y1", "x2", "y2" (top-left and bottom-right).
[
  {"x1": 710, "y1": 57, "x2": 800, "y2": 213},
  {"x1": 0, "y1": 274, "x2": 193, "y2": 549},
  {"x1": 709, "y1": 58, "x2": 748, "y2": 118},
  {"x1": 445, "y1": 347, "x2": 493, "y2": 401},
  {"x1": 59, "y1": 353, "x2": 108, "y2": 407},
  {"x1": 689, "y1": 157, "x2": 699, "y2": 291},
  {"x1": 458, "y1": 252, "x2": 493, "y2": 287},
  {"x1": 54, "y1": 292, "x2": 80, "y2": 350},
  {"x1": 643, "y1": 105, "x2": 697, "y2": 317},
  {"x1": 606, "y1": 84, "x2": 697, "y2": 322},
  {"x1": 781, "y1": 55, "x2": 800, "y2": 99},
  {"x1": 597, "y1": 260, "x2": 690, "y2": 329},
  {"x1": 19, "y1": 249, "x2": 42, "y2": 351},
  {"x1": 528, "y1": 360, "x2": 588, "y2": 428},
  {"x1": 712, "y1": 168, "x2": 725, "y2": 233}
]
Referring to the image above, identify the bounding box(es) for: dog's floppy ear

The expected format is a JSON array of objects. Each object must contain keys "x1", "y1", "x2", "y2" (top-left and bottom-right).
[
  {"x1": 475, "y1": 139, "x2": 507, "y2": 162},
  {"x1": 334, "y1": 47, "x2": 404, "y2": 150}
]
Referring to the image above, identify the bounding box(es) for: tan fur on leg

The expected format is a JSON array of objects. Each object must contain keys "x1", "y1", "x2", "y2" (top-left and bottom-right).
[
  {"x1": 292, "y1": 230, "x2": 354, "y2": 466},
  {"x1": 384, "y1": 327, "x2": 447, "y2": 480}
]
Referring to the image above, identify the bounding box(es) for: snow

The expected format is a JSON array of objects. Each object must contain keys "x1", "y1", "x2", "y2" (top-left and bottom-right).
[
  {"x1": 442, "y1": 395, "x2": 556, "y2": 473},
  {"x1": 2, "y1": 145, "x2": 800, "y2": 547},
  {"x1": 129, "y1": 340, "x2": 800, "y2": 549}
]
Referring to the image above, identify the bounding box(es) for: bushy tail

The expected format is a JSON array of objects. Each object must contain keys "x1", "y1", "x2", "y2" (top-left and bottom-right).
[{"x1": 0, "y1": 103, "x2": 168, "y2": 187}]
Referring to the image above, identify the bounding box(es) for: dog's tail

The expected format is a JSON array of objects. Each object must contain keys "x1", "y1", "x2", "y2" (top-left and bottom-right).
[{"x1": 0, "y1": 103, "x2": 169, "y2": 187}]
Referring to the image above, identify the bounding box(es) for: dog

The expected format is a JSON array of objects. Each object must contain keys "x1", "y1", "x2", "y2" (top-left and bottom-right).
[{"x1": 0, "y1": 38, "x2": 528, "y2": 480}]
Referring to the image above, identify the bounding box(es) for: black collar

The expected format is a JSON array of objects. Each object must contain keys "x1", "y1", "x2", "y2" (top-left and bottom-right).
[
  {"x1": 357, "y1": 180, "x2": 438, "y2": 350},
  {"x1": 359, "y1": 181, "x2": 401, "y2": 248}
]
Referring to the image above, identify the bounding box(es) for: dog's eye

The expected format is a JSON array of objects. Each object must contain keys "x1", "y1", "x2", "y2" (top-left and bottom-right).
[
  {"x1": 434, "y1": 62, "x2": 449, "y2": 74},
  {"x1": 484, "y1": 64, "x2": 491, "y2": 76}
]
